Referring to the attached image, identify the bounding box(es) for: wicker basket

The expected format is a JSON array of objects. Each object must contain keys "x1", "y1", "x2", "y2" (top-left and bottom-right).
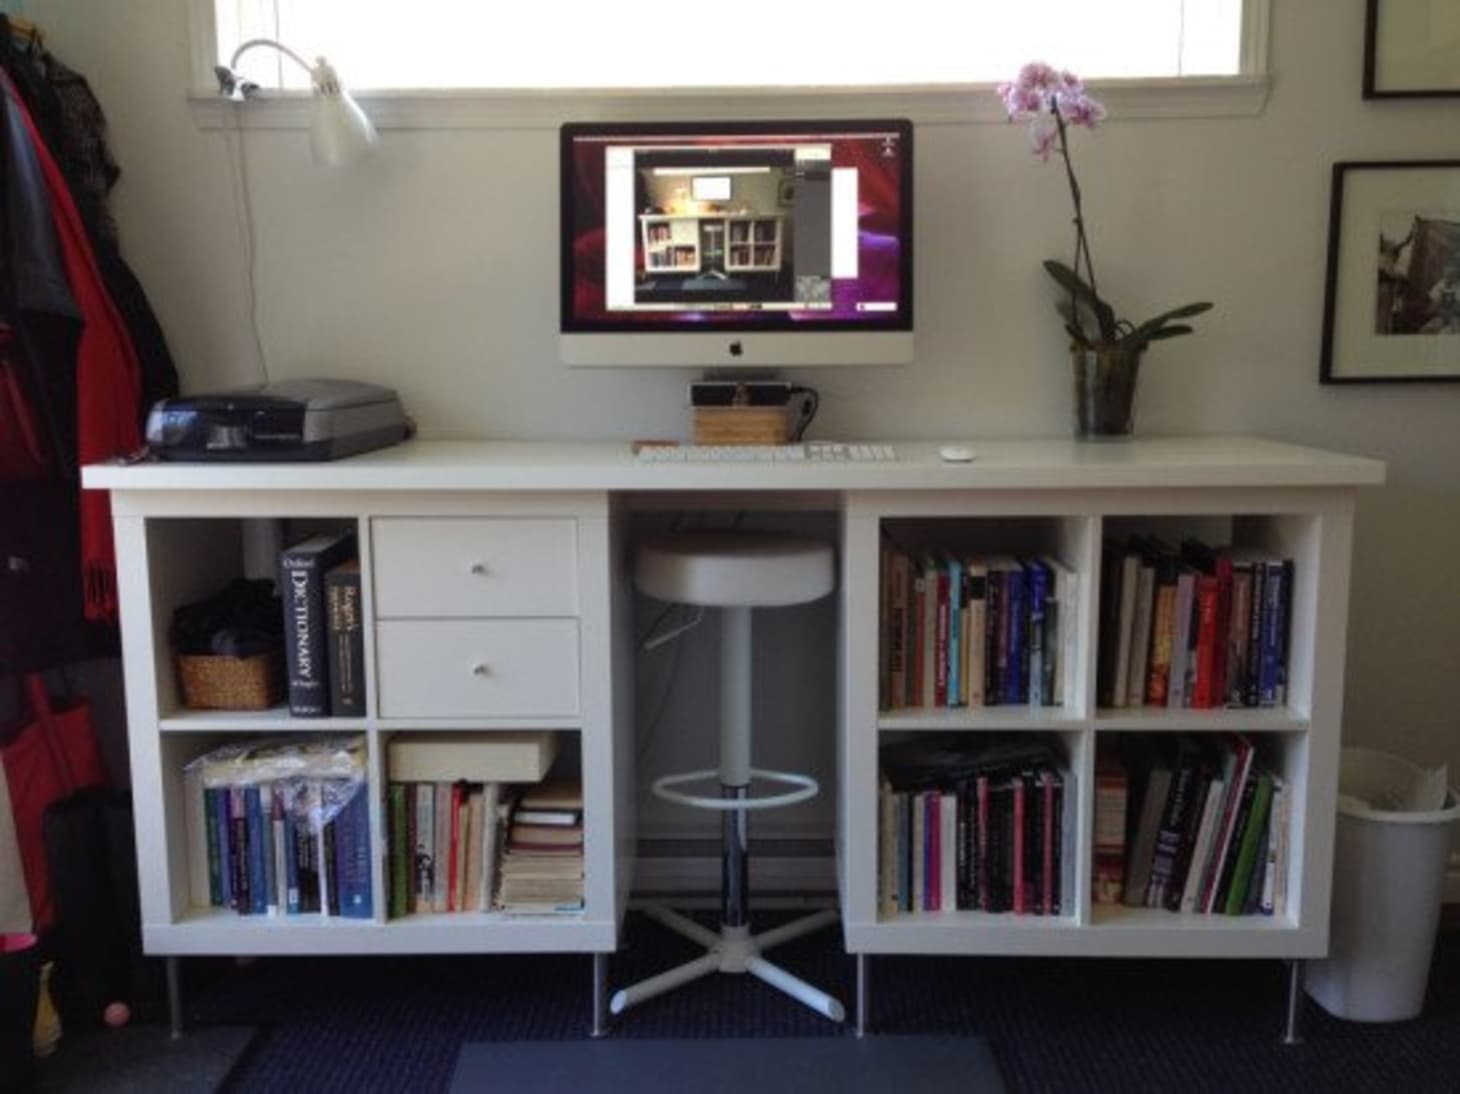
[{"x1": 175, "y1": 650, "x2": 285, "y2": 710}]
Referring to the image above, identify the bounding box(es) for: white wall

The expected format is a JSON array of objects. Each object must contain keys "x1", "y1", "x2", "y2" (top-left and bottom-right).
[{"x1": 29, "y1": 1, "x2": 1460, "y2": 835}]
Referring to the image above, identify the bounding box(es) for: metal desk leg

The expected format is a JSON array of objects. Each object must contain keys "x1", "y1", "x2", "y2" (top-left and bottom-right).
[
  {"x1": 1282, "y1": 959, "x2": 1304, "y2": 1045},
  {"x1": 855, "y1": 953, "x2": 870, "y2": 1038},
  {"x1": 166, "y1": 956, "x2": 184, "y2": 1039},
  {"x1": 592, "y1": 952, "x2": 611, "y2": 1037}
]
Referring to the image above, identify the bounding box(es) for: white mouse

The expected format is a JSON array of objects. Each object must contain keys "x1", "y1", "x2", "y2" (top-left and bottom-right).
[{"x1": 937, "y1": 444, "x2": 976, "y2": 463}]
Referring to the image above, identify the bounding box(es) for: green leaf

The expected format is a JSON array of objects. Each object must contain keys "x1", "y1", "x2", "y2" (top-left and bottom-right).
[
  {"x1": 1043, "y1": 260, "x2": 1116, "y2": 342},
  {"x1": 1143, "y1": 324, "x2": 1194, "y2": 341},
  {"x1": 1131, "y1": 301, "x2": 1213, "y2": 340},
  {"x1": 1064, "y1": 322, "x2": 1092, "y2": 347}
]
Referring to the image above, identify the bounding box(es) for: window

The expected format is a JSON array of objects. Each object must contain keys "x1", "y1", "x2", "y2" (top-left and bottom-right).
[{"x1": 211, "y1": 0, "x2": 1254, "y2": 92}]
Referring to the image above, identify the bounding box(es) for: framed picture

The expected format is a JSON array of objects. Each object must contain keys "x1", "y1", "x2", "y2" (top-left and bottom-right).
[
  {"x1": 1364, "y1": 0, "x2": 1460, "y2": 98},
  {"x1": 1321, "y1": 161, "x2": 1460, "y2": 383}
]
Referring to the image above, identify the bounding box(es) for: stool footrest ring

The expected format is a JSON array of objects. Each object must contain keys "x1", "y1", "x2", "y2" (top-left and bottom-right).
[{"x1": 652, "y1": 768, "x2": 819, "y2": 811}]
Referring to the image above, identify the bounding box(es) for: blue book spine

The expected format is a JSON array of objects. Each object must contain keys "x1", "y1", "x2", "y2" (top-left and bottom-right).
[
  {"x1": 283, "y1": 798, "x2": 301, "y2": 915},
  {"x1": 1004, "y1": 568, "x2": 1026, "y2": 704},
  {"x1": 245, "y1": 786, "x2": 266, "y2": 915},
  {"x1": 204, "y1": 787, "x2": 223, "y2": 907},
  {"x1": 337, "y1": 783, "x2": 374, "y2": 919},
  {"x1": 1028, "y1": 561, "x2": 1048, "y2": 707},
  {"x1": 214, "y1": 787, "x2": 233, "y2": 910},
  {"x1": 261, "y1": 785, "x2": 278, "y2": 914},
  {"x1": 946, "y1": 557, "x2": 963, "y2": 707}
]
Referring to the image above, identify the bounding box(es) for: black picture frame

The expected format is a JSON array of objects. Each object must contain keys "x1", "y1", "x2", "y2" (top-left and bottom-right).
[
  {"x1": 1363, "y1": 0, "x2": 1460, "y2": 99},
  {"x1": 1320, "y1": 160, "x2": 1460, "y2": 384}
]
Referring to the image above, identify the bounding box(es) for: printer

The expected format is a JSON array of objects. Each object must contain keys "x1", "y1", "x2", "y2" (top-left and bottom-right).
[{"x1": 145, "y1": 379, "x2": 411, "y2": 461}]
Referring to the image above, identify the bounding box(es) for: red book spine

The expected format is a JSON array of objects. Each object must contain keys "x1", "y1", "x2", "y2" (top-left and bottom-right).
[
  {"x1": 1211, "y1": 553, "x2": 1233, "y2": 707},
  {"x1": 1012, "y1": 778, "x2": 1026, "y2": 915},
  {"x1": 1191, "y1": 576, "x2": 1221, "y2": 708}
]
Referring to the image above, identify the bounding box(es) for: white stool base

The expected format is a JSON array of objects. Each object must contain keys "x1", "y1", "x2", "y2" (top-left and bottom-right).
[{"x1": 609, "y1": 907, "x2": 845, "y2": 1023}]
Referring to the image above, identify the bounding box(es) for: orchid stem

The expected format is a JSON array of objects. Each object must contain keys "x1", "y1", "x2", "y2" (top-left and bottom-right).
[{"x1": 1053, "y1": 107, "x2": 1100, "y2": 338}]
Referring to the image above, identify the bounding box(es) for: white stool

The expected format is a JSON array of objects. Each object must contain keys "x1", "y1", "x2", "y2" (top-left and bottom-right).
[{"x1": 610, "y1": 531, "x2": 845, "y2": 1023}]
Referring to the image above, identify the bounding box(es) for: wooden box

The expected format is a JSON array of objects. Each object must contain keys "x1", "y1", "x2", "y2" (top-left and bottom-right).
[{"x1": 692, "y1": 405, "x2": 792, "y2": 446}]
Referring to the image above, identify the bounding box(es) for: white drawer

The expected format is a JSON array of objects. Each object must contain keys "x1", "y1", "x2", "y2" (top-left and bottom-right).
[
  {"x1": 372, "y1": 518, "x2": 578, "y2": 618},
  {"x1": 375, "y1": 619, "x2": 579, "y2": 718}
]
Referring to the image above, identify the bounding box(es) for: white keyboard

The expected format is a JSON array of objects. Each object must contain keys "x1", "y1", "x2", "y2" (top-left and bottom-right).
[{"x1": 634, "y1": 442, "x2": 897, "y2": 463}]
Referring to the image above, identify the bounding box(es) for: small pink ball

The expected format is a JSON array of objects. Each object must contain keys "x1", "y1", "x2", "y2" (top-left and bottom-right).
[{"x1": 104, "y1": 1001, "x2": 131, "y2": 1028}]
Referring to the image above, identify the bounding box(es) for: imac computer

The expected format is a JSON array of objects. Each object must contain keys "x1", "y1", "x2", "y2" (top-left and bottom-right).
[{"x1": 560, "y1": 119, "x2": 913, "y2": 367}]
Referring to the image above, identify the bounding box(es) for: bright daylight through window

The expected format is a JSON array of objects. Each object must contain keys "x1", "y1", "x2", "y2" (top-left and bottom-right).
[{"x1": 212, "y1": 0, "x2": 1248, "y2": 91}]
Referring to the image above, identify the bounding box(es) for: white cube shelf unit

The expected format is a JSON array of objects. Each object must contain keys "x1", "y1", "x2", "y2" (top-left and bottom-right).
[
  {"x1": 105, "y1": 494, "x2": 634, "y2": 965},
  {"x1": 838, "y1": 490, "x2": 1367, "y2": 967}
]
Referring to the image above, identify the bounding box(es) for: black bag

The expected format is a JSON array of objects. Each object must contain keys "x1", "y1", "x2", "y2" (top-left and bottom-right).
[{"x1": 41, "y1": 788, "x2": 160, "y2": 1027}]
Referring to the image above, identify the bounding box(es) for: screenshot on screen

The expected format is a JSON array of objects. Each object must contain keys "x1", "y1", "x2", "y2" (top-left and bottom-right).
[{"x1": 560, "y1": 119, "x2": 914, "y2": 367}]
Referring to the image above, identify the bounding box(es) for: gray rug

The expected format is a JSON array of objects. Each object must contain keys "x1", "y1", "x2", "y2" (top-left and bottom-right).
[
  {"x1": 32, "y1": 1025, "x2": 256, "y2": 1093},
  {"x1": 449, "y1": 1036, "x2": 1004, "y2": 1093}
]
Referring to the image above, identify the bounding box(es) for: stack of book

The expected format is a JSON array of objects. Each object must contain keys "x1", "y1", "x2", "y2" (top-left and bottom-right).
[
  {"x1": 1096, "y1": 537, "x2": 1294, "y2": 711},
  {"x1": 1093, "y1": 734, "x2": 1290, "y2": 917},
  {"x1": 183, "y1": 735, "x2": 371, "y2": 918},
  {"x1": 879, "y1": 540, "x2": 1078, "y2": 712},
  {"x1": 496, "y1": 780, "x2": 585, "y2": 915},
  {"x1": 386, "y1": 731, "x2": 559, "y2": 918},
  {"x1": 279, "y1": 530, "x2": 364, "y2": 718},
  {"x1": 878, "y1": 735, "x2": 1071, "y2": 917}
]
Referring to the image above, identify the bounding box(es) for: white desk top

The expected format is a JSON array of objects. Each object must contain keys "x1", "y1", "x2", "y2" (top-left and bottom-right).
[{"x1": 82, "y1": 436, "x2": 1385, "y2": 494}]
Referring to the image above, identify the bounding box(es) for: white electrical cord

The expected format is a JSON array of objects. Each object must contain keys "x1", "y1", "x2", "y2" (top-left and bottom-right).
[
  {"x1": 224, "y1": 101, "x2": 271, "y2": 385},
  {"x1": 641, "y1": 606, "x2": 704, "y2": 651}
]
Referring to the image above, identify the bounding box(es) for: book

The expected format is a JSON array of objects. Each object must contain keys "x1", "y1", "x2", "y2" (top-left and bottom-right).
[
  {"x1": 879, "y1": 777, "x2": 898, "y2": 917},
  {"x1": 335, "y1": 782, "x2": 373, "y2": 919},
  {"x1": 887, "y1": 550, "x2": 910, "y2": 709},
  {"x1": 388, "y1": 732, "x2": 559, "y2": 784},
  {"x1": 1167, "y1": 569, "x2": 1196, "y2": 709},
  {"x1": 1091, "y1": 757, "x2": 1127, "y2": 905},
  {"x1": 388, "y1": 783, "x2": 408, "y2": 918},
  {"x1": 1145, "y1": 551, "x2": 1178, "y2": 705},
  {"x1": 279, "y1": 532, "x2": 356, "y2": 717},
  {"x1": 1123, "y1": 759, "x2": 1171, "y2": 907},
  {"x1": 413, "y1": 782, "x2": 435, "y2": 914},
  {"x1": 1026, "y1": 560, "x2": 1049, "y2": 707},
  {"x1": 1111, "y1": 549, "x2": 1141, "y2": 708},
  {"x1": 1178, "y1": 776, "x2": 1225, "y2": 913},
  {"x1": 185, "y1": 762, "x2": 212, "y2": 909},
  {"x1": 1224, "y1": 771, "x2": 1274, "y2": 915},
  {"x1": 1125, "y1": 560, "x2": 1156, "y2": 708},
  {"x1": 433, "y1": 783, "x2": 451, "y2": 912},
  {"x1": 324, "y1": 559, "x2": 365, "y2": 716}
]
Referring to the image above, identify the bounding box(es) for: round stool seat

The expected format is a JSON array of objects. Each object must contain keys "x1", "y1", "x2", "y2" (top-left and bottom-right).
[{"x1": 636, "y1": 532, "x2": 834, "y2": 608}]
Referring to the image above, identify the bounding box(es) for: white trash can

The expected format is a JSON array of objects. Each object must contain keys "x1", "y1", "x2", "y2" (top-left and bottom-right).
[{"x1": 1305, "y1": 747, "x2": 1459, "y2": 1022}]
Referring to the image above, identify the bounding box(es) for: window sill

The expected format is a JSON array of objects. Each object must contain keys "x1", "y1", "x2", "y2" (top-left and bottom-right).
[{"x1": 187, "y1": 75, "x2": 1270, "y2": 132}]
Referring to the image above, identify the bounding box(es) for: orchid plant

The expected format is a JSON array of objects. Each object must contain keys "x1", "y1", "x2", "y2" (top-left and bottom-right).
[{"x1": 998, "y1": 63, "x2": 1212, "y2": 352}]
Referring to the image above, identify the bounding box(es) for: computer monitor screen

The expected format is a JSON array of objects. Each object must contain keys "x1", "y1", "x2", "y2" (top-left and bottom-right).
[{"x1": 560, "y1": 119, "x2": 913, "y2": 367}]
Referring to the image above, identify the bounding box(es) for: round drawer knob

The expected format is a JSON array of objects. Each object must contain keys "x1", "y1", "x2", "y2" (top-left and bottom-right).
[
  {"x1": 469, "y1": 561, "x2": 488, "y2": 576},
  {"x1": 471, "y1": 662, "x2": 490, "y2": 676}
]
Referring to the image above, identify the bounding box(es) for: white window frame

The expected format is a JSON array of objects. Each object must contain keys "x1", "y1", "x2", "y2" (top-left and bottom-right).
[{"x1": 188, "y1": 0, "x2": 1270, "y2": 132}]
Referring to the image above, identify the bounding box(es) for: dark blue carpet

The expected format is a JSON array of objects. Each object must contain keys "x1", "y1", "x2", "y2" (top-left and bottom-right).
[
  {"x1": 171, "y1": 916, "x2": 1460, "y2": 1093},
  {"x1": 449, "y1": 1036, "x2": 1004, "y2": 1093}
]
